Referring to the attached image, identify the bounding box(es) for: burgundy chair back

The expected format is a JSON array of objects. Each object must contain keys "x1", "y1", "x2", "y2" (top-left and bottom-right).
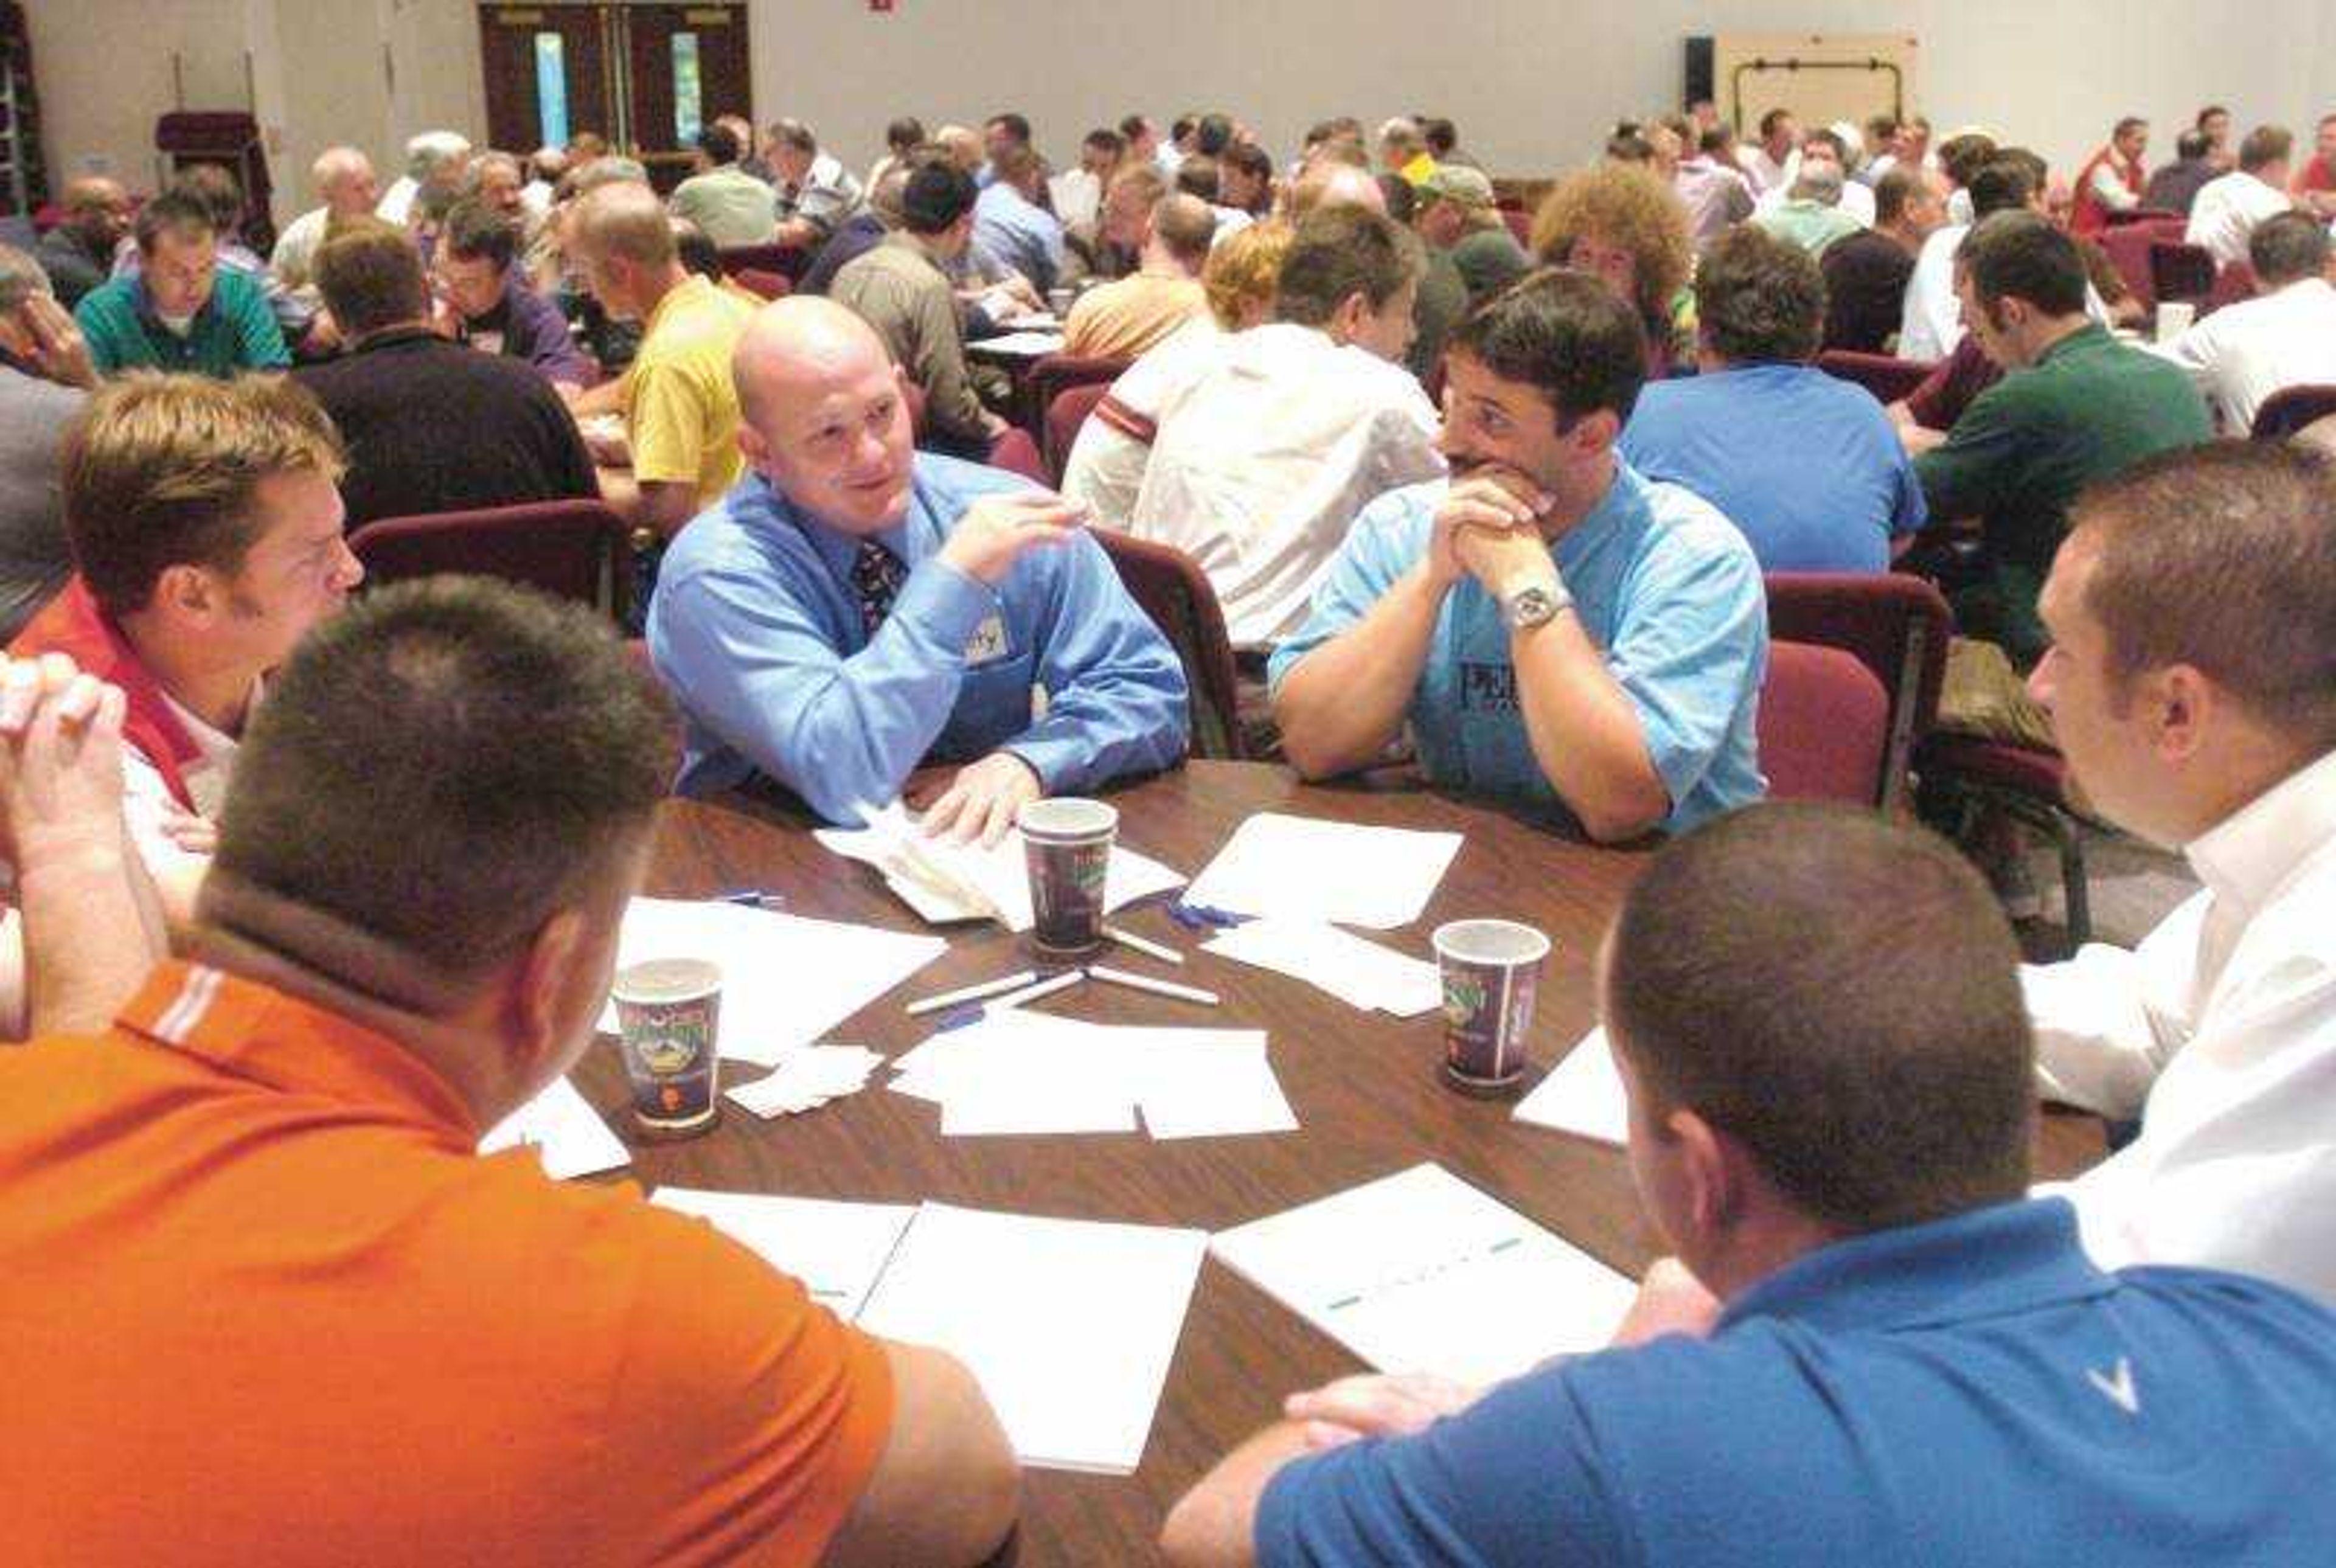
[
  {"x1": 1023, "y1": 353, "x2": 1130, "y2": 440},
  {"x1": 1814, "y1": 350, "x2": 1939, "y2": 408},
  {"x1": 2251, "y1": 383, "x2": 2336, "y2": 441},
  {"x1": 1045, "y1": 381, "x2": 1113, "y2": 484},
  {"x1": 1763, "y1": 572, "x2": 1954, "y2": 812},
  {"x1": 2099, "y1": 220, "x2": 2181, "y2": 307},
  {"x1": 1758, "y1": 642, "x2": 1891, "y2": 804},
  {"x1": 734, "y1": 267, "x2": 791, "y2": 302},
  {"x1": 2104, "y1": 207, "x2": 2185, "y2": 228},
  {"x1": 349, "y1": 498, "x2": 625, "y2": 614},
  {"x1": 1091, "y1": 530, "x2": 1245, "y2": 760},
  {"x1": 2149, "y1": 240, "x2": 2217, "y2": 305},
  {"x1": 986, "y1": 427, "x2": 1049, "y2": 485},
  {"x1": 715, "y1": 241, "x2": 813, "y2": 283},
  {"x1": 1501, "y1": 209, "x2": 1534, "y2": 247}
]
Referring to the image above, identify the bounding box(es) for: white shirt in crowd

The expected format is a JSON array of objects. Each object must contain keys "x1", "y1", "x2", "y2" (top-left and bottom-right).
[
  {"x1": 375, "y1": 175, "x2": 420, "y2": 228},
  {"x1": 1755, "y1": 179, "x2": 1875, "y2": 227},
  {"x1": 1899, "y1": 220, "x2": 2113, "y2": 364},
  {"x1": 1062, "y1": 318, "x2": 1228, "y2": 530},
  {"x1": 2026, "y1": 746, "x2": 2336, "y2": 1306},
  {"x1": 2151, "y1": 276, "x2": 2336, "y2": 432},
  {"x1": 2185, "y1": 170, "x2": 2294, "y2": 267},
  {"x1": 1743, "y1": 145, "x2": 1798, "y2": 196},
  {"x1": 1125, "y1": 322, "x2": 1444, "y2": 648}
]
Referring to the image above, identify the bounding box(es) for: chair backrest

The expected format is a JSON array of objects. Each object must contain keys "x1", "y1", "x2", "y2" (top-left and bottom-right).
[
  {"x1": 2099, "y1": 220, "x2": 2181, "y2": 308},
  {"x1": 2251, "y1": 383, "x2": 2336, "y2": 441},
  {"x1": 715, "y1": 241, "x2": 813, "y2": 283},
  {"x1": 2204, "y1": 259, "x2": 2259, "y2": 315},
  {"x1": 735, "y1": 267, "x2": 791, "y2": 302},
  {"x1": 2149, "y1": 240, "x2": 2217, "y2": 305},
  {"x1": 1763, "y1": 571, "x2": 1953, "y2": 812},
  {"x1": 1024, "y1": 353, "x2": 1130, "y2": 440},
  {"x1": 1501, "y1": 209, "x2": 1534, "y2": 247},
  {"x1": 1090, "y1": 530, "x2": 1245, "y2": 760},
  {"x1": 1759, "y1": 642, "x2": 1892, "y2": 804},
  {"x1": 1814, "y1": 349, "x2": 1939, "y2": 408},
  {"x1": 348, "y1": 498, "x2": 625, "y2": 614},
  {"x1": 2105, "y1": 206, "x2": 2185, "y2": 229},
  {"x1": 1045, "y1": 381, "x2": 1113, "y2": 484},
  {"x1": 986, "y1": 426, "x2": 1049, "y2": 484}
]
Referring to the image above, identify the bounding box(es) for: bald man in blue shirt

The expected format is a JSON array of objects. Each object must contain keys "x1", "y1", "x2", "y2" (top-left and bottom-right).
[
  {"x1": 1164, "y1": 805, "x2": 2336, "y2": 1568},
  {"x1": 649, "y1": 297, "x2": 1187, "y2": 840}
]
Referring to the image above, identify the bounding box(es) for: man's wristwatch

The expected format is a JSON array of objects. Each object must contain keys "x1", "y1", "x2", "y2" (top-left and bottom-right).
[{"x1": 1501, "y1": 578, "x2": 1573, "y2": 632}]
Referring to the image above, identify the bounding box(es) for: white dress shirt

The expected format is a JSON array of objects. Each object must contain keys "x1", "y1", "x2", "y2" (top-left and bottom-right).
[
  {"x1": 2152, "y1": 276, "x2": 2336, "y2": 432},
  {"x1": 1743, "y1": 146, "x2": 1799, "y2": 196},
  {"x1": 2026, "y1": 746, "x2": 2336, "y2": 1304},
  {"x1": 375, "y1": 176, "x2": 420, "y2": 228},
  {"x1": 1061, "y1": 318, "x2": 1226, "y2": 530},
  {"x1": 2185, "y1": 170, "x2": 2294, "y2": 266},
  {"x1": 1126, "y1": 322, "x2": 1444, "y2": 647},
  {"x1": 1897, "y1": 222, "x2": 1969, "y2": 362}
]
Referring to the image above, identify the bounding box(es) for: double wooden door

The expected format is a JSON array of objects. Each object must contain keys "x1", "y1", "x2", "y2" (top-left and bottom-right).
[{"x1": 479, "y1": 4, "x2": 751, "y2": 190}]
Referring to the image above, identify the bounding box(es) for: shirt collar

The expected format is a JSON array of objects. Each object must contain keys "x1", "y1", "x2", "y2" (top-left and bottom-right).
[
  {"x1": 116, "y1": 959, "x2": 479, "y2": 1145},
  {"x1": 644, "y1": 272, "x2": 715, "y2": 336},
  {"x1": 2034, "y1": 322, "x2": 2111, "y2": 367},
  {"x1": 1720, "y1": 1198, "x2": 2113, "y2": 1337},
  {"x1": 741, "y1": 470, "x2": 914, "y2": 581},
  {"x1": 2184, "y1": 747, "x2": 2336, "y2": 917}
]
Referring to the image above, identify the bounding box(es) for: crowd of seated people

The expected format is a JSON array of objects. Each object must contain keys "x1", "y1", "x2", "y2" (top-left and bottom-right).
[{"x1": 5, "y1": 79, "x2": 2336, "y2": 1566}]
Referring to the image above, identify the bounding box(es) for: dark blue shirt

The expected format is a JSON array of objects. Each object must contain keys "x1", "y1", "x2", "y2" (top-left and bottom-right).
[
  {"x1": 1258, "y1": 1199, "x2": 2336, "y2": 1566},
  {"x1": 1620, "y1": 362, "x2": 1927, "y2": 572}
]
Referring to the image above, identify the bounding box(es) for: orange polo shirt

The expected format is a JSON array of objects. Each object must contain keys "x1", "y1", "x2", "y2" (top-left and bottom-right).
[{"x1": 0, "y1": 961, "x2": 893, "y2": 1567}]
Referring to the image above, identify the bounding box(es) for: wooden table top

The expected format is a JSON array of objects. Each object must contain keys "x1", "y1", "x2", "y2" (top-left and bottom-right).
[{"x1": 571, "y1": 760, "x2": 2105, "y2": 1566}]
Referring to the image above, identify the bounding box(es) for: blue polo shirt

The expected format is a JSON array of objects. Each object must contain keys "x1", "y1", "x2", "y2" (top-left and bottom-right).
[
  {"x1": 1619, "y1": 362, "x2": 1927, "y2": 572},
  {"x1": 1257, "y1": 1199, "x2": 2336, "y2": 1567},
  {"x1": 647, "y1": 452, "x2": 1188, "y2": 819},
  {"x1": 1268, "y1": 462, "x2": 1765, "y2": 834},
  {"x1": 971, "y1": 182, "x2": 1066, "y2": 294}
]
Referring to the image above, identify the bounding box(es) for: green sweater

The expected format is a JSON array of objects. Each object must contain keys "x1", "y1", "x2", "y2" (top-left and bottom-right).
[
  {"x1": 1916, "y1": 324, "x2": 2208, "y2": 661},
  {"x1": 75, "y1": 271, "x2": 291, "y2": 380}
]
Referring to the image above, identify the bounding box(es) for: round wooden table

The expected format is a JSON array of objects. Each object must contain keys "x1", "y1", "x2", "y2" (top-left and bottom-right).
[{"x1": 572, "y1": 760, "x2": 2104, "y2": 1566}]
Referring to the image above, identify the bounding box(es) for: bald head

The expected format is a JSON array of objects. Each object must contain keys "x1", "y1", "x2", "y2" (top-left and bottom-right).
[
  {"x1": 1290, "y1": 161, "x2": 1388, "y2": 219},
  {"x1": 934, "y1": 125, "x2": 984, "y2": 173},
  {"x1": 734, "y1": 297, "x2": 892, "y2": 432},
  {"x1": 311, "y1": 147, "x2": 379, "y2": 218},
  {"x1": 60, "y1": 176, "x2": 134, "y2": 249},
  {"x1": 733, "y1": 297, "x2": 916, "y2": 533}
]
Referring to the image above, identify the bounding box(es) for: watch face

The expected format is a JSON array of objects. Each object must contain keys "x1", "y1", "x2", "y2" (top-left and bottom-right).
[{"x1": 1506, "y1": 586, "x2": 1556, "y2": 629}]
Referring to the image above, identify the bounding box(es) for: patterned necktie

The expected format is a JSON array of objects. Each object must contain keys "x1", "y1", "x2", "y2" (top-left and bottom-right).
[{"x1": 850, "y1": 539, "x2": 908, "y2": 638}]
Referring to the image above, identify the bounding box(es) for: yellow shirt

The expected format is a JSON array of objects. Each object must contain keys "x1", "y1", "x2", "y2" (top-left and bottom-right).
[
  {"x1": 1400, "y1": 152, "x2": 1440, "y2": 188},
  {"x1": 624, "y1": 274, "x2": 757, "y2": 504},
  {"x1": 1063, "y1": 272, "x2": 1209, "y2": 361}
]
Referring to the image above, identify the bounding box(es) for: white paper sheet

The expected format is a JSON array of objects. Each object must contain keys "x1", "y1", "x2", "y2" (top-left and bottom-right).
[
  {"x1": 598, "y1": 898, "x2": 947, "y2": 1066},
  {"x1": 1211, "y1": 1164, "x2": 1637, "y2": 1387},
  {"x1": 479, "y1": 1075, "x2": 630, "y2": 1181},
  {"x1": 1512, "y1": 1029, "x2": 1629, "y2": 1147},
  {"x1": 815, "y1": 803, "x2": 1187, "y2": 932},
  {"x1": 1203, "y1": 918, "x2": 1444, "y2": 1017},
  {"x1": 650, "y1": 1188, "x2": 917, "y2": 1321},
  {"x1": 1183, "y1": 813, "x2": 1464, "y2": 929},
  {"x1": 857, "y1": 1202, "x2": 1209, "y2": 1473},
  {"x1": 725, "y1": 1045, "x2": 888, "y2": 1119},
  {"x1": 967, "y1": 329, "x2": 1067, "y2": 358},
  {"x1": 1133, "y1": 1030, "x2": 1299, "y2": 1140}
]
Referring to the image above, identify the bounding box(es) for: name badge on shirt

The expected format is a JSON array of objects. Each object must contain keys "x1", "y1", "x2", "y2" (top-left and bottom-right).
[{"x1": 964, "y1": 614, "x2": 1011, "y2": 668}]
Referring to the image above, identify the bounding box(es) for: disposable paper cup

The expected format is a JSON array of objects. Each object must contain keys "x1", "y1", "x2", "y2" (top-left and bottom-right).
[
  {"x1": 2155, "y1": 301, "x2": 2195, "y2": 344},
  {"x1": 1019, "y1": 797, "x2": 1118, "y2": 957},
  {"x1": 1046, "y1": 285, "x2": 1075, "y2": 316},
  {"x1": 610, "y1": 957, "x2": 721, "y2": 1134},
  {"x1": 1431, "y1": 919, "x2": 1551, "y2": 1097}
]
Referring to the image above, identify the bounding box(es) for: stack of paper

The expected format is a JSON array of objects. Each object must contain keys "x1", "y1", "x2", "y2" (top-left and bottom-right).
[
  {"x1": 1512, "y1": 1029, "x2": 1629, "y2": 1146},
  {"x1": 815, "y1": 802, "x2": 1187, "y2": 931},
  {"x1": 1212, "y1": 1164, "x2": 1638, "y2": 1387},
  {"x1": 599, "y1": 898, "x2": 947, "y2": 1066},
  {"x1": 891, "y1": 1011, "x2": 1298, "y2": 1140},
  {"x1": 726, "y1": 1045, "x2": 888, "y2": 1119},
  {"x1": 652, "y1": 1190, "x2": 1208, "y2": 1474},
  {"x1": 857, "y1": 1202, "x2": 1208, "y2": 1473},
  {"x1": 480, "y1": 1076, "x2": 630, "y2": 1180},
  {"x1": 966, "y1": 329, "x2": 1067, "y2": 358},
  {"x1": 1203, "y1": 918, "x2": 1444, "y2": 1017},
  {"x1": 1184, "y1": 813, "x2": 1464, "y2": 929}
]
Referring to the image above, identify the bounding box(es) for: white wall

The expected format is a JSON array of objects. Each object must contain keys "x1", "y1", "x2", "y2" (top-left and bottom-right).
[{"x1": 27, "y1": 1, "x2": 2336, "y2": 223}]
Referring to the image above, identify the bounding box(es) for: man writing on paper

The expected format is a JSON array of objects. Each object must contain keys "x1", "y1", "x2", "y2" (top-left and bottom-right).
[
  {"x1": 649, "y1": 297, "x2": 1187, "y2": 843},
  {"x1": 0, "y1": 579, "x2": 1021, "y2": 1567},
  {"x1": 1270, "y1": 269, "x2": 1765, "y2": 842},
  {"x1": 1162, "y1": 805, "x2": 2336, "y2": 1567}
]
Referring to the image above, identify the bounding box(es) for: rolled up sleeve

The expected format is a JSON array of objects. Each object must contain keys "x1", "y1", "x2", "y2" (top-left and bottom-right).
[{"x1": 999, "y1": 532, "x2": 1189, "y2": 789}]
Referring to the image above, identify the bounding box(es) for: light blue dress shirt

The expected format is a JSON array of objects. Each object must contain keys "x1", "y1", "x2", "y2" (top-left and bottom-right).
[
  {"x1": 1268, "y1": 461, "x2": 1767, "y2": 834},
  {"x1": 648, "y1": 453, "x2": 1189, "y2": 818},
  {"x1": 971, "y1": 182, "x2": 1067, "y2": 294}
]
